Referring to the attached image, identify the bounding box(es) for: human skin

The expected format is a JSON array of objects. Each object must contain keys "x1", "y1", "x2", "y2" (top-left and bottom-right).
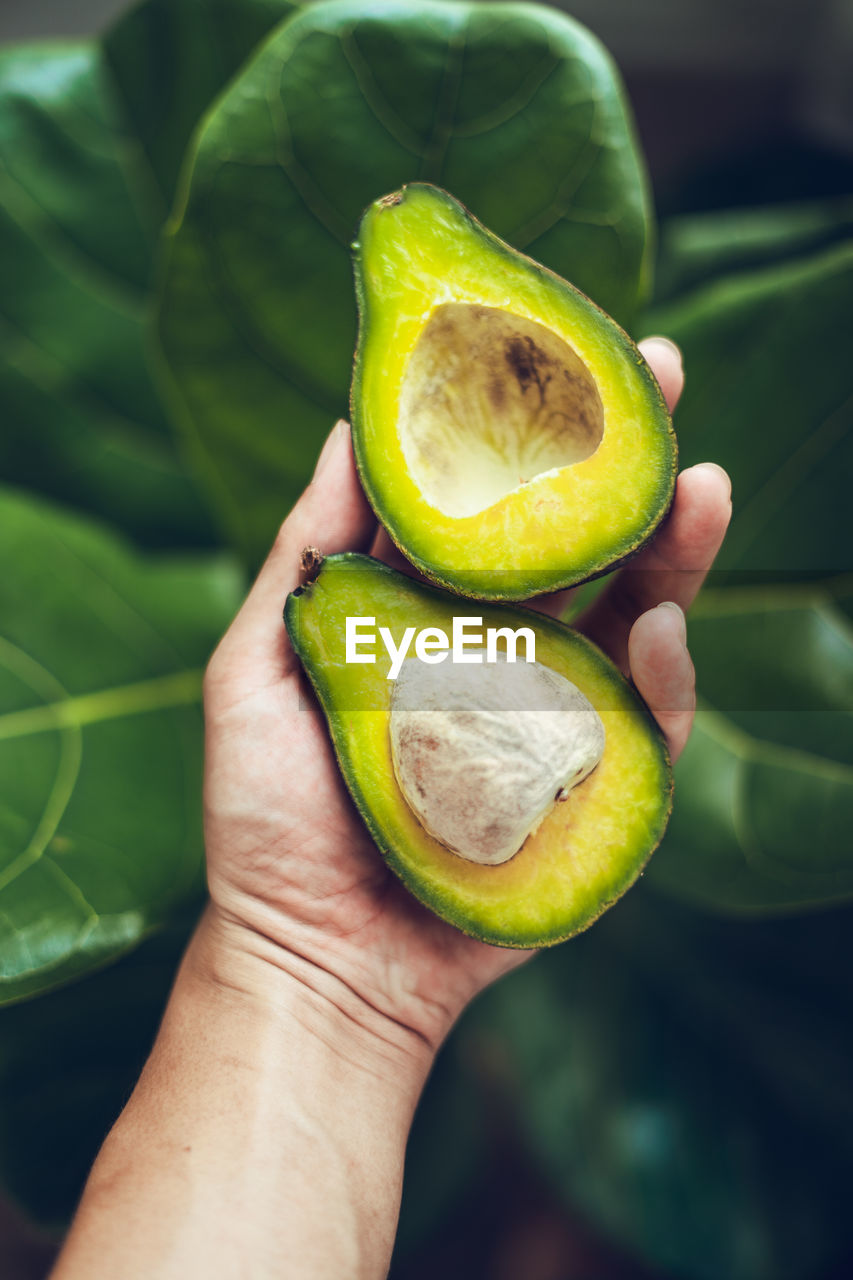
[{"x1": 51, "y1": 339, "x2": 731, "y2": 1280}]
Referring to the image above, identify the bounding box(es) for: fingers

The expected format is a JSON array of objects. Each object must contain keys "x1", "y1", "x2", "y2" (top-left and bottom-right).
[
  {"x1": 525, "y1": 587, "x2": 576, "y2": 620},
  {"x1": 639, "y1": 335, "x2": 684, "y2": 413},
  {"x1": 628, "y1": 603, "x2": 695, "y2": 762},
  {"x1": 209, "y1": 421, "x2": 377, "y2": 692},
  {"x1": 578, "y1": 461, "x2": 732, "y2": 671},
  {"x1": 527, "y1": 336, "x2": 685, "y2": 621},
  {"x1": 369, "y1": 524, "x2": 420, "y2": 577}
]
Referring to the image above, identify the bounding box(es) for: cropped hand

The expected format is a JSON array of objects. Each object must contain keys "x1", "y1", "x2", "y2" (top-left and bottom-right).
[
  {"x1": 53, "y1": 338, "x2": 731, "y2": 1280},
  {"x1": 201, "y1": 337, "x2": 732, "y2": 1053}
]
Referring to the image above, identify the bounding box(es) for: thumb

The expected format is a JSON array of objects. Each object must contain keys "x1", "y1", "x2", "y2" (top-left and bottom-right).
[{"x1": 208, "y1": 421, "x2": 376, "y2": 695}]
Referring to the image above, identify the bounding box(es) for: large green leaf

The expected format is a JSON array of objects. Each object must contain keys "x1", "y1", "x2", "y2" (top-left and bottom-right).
[
  {"x1": 655, "y1": 196, "x2": 853, "y2": 304},
  {"x1": 0, "y1": 489, "x2": 242, "y2": 1004},
  {"x1": 645, "y1": 241, "x2": 853, "y2": 581},
  {"x1": 0, "y1": 1, "x2": 303, "y2": 549},
  {"x1": 471, "y1": 886, "x2": 853, "y2": 1280},
  {"x1": 155, "y1": 0, "x2": 652, "y2": 563},
  {"x1": 102, "y1": 0, "x2": 301, "y2": 204},
  {"x1": 0, "y1": 42, "x2": 209, "y2": 546},
  {"x1": 650, "y1": 577, "x2": 853, "y2": 914},
  {"x1": 640, "y1": 239, "x2": 853, "y2": 914}
]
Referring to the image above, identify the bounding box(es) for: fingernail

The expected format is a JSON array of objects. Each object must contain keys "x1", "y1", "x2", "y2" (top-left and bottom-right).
[
  {"x1": 312, "y1": 419, "x2": 347, "y2": 481},
  {"x1": 693, "y1": 460, "x2": 732, "y2": 499},
  {"x1": 642, "y1": 335, "x2": 683, "y2": 365},
  {"x1": 657, "y1": 600, "x2": 687, "y2": 641}
]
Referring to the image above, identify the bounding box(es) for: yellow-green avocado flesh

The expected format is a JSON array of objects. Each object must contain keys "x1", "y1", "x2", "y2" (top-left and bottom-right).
[
  {"x1": 284, "y1": 554, "x2": 672, "y2": 948},
  {"x1": 351, "y1": 183, "x2": 677, "y2": 601}
]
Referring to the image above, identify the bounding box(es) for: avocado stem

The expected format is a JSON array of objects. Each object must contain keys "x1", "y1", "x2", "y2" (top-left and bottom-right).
[{"x1": 300, "y1": 546, "x2": 324, "y2": 587}]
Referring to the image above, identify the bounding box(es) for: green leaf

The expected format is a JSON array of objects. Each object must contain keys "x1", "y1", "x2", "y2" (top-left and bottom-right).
[
  {"x1": 0, "y1": 489, "x2": 242, "y2": 1004},
  {"x1": 0, "y1": 42, "x2": 209, "y2": 546},
  {"x1": 472, "y1": 887, "x2": 853, "y2": 1280},
  {"x1": 155, "y1": 0, "x2": 652, "y2": 563},
  {"x1": 645, "y1": 241, "x2": 853, "y2": 581},
  {"x1": 0, "y1": 3, "x2": 303, "y2": 549},
  {"x1": 640, "y1": 240, "x2": 853, "y2": 914},
  {"x1": 648, "y1": 576, "x2": 853, "y2": 913},
  {"x1": 655, "y1": 196, "x2": 853, "y2": 304},
  {"x1": 102, "y1": 0, "x2": 301, "y2": 205}
]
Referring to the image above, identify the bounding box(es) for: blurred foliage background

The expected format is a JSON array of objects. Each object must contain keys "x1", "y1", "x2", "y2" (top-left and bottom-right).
[{"x1": 0, "y1": 1, "x2": 851, "y2": 1277}]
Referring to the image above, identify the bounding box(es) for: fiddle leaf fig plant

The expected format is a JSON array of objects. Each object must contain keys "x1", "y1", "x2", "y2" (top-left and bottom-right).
[
  {"x1": 644, "y1": 241, "x2": 853, "y2": 916},
  {"x1": 0, "y1": 41, "x2": 196, "y2": 547},
  {"x1": 0, "y1": 0, "x2": 298, "y2": 548},
  {"x1": 1, "y1": 0, "x2": 852, "y2": 1276},
  {"x1": 646, "y1": 242, "x2": 853, "y2": 583},
  {"x1": 0, "y1": 488, "x2": 242, "y2": 1005},
  {"x1": 101, "y1": 0, "x2": 301, "y2": 204}
]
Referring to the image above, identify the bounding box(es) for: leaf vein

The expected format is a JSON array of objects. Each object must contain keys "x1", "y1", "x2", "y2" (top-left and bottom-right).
[
  {"x1": 0, "y1": 159, "x2": 146, "y2": 314},
  {"x1": 419, "y1": 17, "x2": 468, "y2": 184},
  {"x1": 266, "y1": 84, "x2": 352, "y2": 247},
  {"x1": 338, "y1": 30, "x2": 425, "y2": 156},
  {"x1": 450, "y1": 54, "x2": 563, "y2": 139},
  {"x1": 0, "y1": 668, "x2": 203, "y2": 742},
  {"x1": 723, "y1": 390, "x2": 853, "y2": 567},
  {"x1": 696, "y1": 702, "x2": 853, "y2": 782}
]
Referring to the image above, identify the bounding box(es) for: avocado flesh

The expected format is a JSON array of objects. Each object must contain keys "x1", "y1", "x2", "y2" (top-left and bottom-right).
[
  {"x1": 284, "y1": 554, "x2": 672, "y2": 948},
  {"x1": 351, "y1": 183, "x2": 677, "y2": 601}
]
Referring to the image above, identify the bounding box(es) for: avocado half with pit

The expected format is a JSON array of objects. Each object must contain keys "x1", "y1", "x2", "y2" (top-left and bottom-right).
[
  {"x1": 351, "y1": 184, "x2": 677, "y2": 601},
  {"x1": 285, "y1": 554, "x2": 672, "y2": 947}
]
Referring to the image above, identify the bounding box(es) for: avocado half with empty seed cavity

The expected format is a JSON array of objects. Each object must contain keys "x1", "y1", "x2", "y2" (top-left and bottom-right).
[
  {"x1": 351, "y1": 184, "x2": 677, "y2": 600},
  {"x1": 284, "y1": 553, "x2": 672, "y2": 947}
]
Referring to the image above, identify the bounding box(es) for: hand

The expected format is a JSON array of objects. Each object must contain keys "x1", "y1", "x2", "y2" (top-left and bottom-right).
[
  {"x1": 201, "y1": 337, "x2": 731, "y2": 1057},
  {"x1": 50, "y1": 340, "x2": 730, "y2": 1280}
]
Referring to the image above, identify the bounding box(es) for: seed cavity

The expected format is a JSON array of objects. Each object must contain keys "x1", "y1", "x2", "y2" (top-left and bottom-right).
[{"x1": 398, "y1": 304, "x2": 604, "y2": 518}]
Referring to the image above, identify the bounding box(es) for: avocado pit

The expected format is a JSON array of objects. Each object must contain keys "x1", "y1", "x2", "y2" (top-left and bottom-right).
[{"x1": 389, "y1": 650, "x2": 605, "y2": 866}]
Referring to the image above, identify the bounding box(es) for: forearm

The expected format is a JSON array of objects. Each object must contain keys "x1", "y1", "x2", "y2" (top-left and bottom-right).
[{"x1": 52, "y1": 908, "x2": 433, "y2": 1280}]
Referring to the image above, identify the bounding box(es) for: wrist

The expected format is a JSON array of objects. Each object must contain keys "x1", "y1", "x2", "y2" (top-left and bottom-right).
[
  {"x1": 189, "y1": 903, "x2": 436, "y2": 1105},
  {"x1": 57, "y1": 903, "x2": 430, "y2": 1280}
]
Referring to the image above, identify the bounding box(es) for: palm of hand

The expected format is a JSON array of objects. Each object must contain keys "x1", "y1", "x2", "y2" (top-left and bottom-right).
[
  {"x1": 205, "y1": 672, "x2": 525, "y2": 1046},
  {"x1": 202, "y1": 342, "x2": 730, "y2": 1045}
]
